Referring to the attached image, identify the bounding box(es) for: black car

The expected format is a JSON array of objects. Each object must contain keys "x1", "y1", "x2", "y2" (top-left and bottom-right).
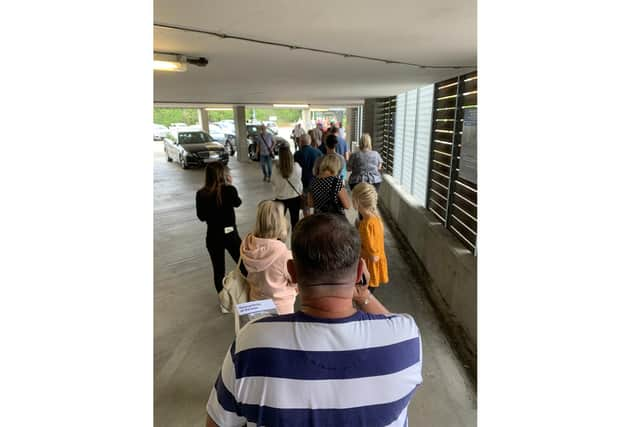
[
  {"x1": 245, "y1": 124, "x2": 288, "y2": 161},
  {"x1": 164, "y1": 130, "x2": 229, "y2": 168}
]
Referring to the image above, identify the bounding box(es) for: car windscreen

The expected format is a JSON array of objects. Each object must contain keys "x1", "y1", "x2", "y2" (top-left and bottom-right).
[{"x1": 178, "y1": 132, "x2": 213, "y2": 144}]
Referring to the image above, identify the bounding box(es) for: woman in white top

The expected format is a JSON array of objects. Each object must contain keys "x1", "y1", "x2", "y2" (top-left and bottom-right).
[{"x1": 272, "y1": 146, "x2": 303, "y2": 230}]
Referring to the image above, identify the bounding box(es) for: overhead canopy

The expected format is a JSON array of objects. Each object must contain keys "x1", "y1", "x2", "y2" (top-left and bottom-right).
[{"x1": 154, "y1": 0, "x2": 476, "y2": 105}]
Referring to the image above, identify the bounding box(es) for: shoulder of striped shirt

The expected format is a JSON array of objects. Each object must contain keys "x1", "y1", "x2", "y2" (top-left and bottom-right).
[{"x1": 233, "y1": 312, "x2": 420, "y2": 354}]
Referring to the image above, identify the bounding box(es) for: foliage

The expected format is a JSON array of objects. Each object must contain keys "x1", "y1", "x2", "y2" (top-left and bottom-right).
[
  {"x1": 207, "y1": 111, "x2": 234, "y2": 122},
  {"x1": 246, "y1": 108, "x2": 302, "y2": 124},
  {"x1": 153, "y1": 108, "x2": 199, "y2": 126},
  {"x1": 154, "y1": 107, "x2": 304, "y2": 127}
]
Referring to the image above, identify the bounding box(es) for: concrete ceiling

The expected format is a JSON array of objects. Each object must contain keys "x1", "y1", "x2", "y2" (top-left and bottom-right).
[{"x1": 154, "y1": 0, "x2": 476, "y2": 105}]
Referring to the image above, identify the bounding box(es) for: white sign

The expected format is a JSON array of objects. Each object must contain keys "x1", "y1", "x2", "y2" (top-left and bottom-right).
[
  {"x1": 235, "y1": 299, "x2": 277, "y2": 316},
  {"x1": 234, "y1": 299, "x2": 279, "y2": 333}
]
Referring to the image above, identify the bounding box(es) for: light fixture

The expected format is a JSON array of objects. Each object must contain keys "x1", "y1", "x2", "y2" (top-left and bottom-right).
[
  {"x1": 206, "y1": 108, "x2": 232, "y2": 111},
  {"x1": 153, "y1": 52, "x2": 209, "y2": 72},
  {"x1": 154, "y1": 53, "x2": 187, "y2": 72},
  {"x1": 273, "y1": 104, "x2": 309, "y2": 108}
]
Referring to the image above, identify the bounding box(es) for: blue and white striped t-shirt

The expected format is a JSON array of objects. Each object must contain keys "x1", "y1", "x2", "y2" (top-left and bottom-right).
[{"x1": 207, "y1": 310, "x2": 423, "y2": 427}]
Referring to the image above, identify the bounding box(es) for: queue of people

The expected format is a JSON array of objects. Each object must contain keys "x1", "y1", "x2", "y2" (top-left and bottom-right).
[
  {"x1": 205, "y1": 213, "x2": 422, "y2": 427},
  {"x1": 196, "y1": 130, "x2": 418, "y2": 426}
]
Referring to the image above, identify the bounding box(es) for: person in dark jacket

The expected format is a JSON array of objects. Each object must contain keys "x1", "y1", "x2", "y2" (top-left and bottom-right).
[
  {"x1": 196, "y1": 162, "x2": 242, "y2": 311},
  {"x1": 294, "y1": 134, "x2": 323, "y2": 217}
]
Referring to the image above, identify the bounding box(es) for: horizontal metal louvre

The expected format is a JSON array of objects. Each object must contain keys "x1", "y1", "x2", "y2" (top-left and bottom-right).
[
  {"x1": 427, "y1": 70, "x2": 478, "y2": 253},
  {"x1": 374, "y1": 97, "x2": 395, "y2": 174}
]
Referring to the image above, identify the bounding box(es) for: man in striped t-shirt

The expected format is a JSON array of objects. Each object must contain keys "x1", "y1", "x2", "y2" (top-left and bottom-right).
[{"x1": 206, "y1": 213, "x2": 423, "y2": 427}]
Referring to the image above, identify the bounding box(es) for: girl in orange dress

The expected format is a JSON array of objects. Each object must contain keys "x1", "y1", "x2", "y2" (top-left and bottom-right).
[{"x1": 351, "y1": 183, "x2": 388, "y2": 292}]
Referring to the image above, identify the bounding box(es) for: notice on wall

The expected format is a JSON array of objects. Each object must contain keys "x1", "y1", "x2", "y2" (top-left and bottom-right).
[{"x1": 458, "y1": 108, "x2": 477, "y2": 184}]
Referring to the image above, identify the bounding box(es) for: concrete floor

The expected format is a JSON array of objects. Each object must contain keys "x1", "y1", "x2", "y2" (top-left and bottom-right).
[{"x1": 154, "y1": 141, "x2": 477, "y2": 427}]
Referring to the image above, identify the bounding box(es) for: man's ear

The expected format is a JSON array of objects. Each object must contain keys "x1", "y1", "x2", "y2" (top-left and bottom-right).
[
  {"x1": 287, "y1": 259, "x2": 297, "y2": 283},
  {"x1": 356, "y1": 258, "x2": 364, "y2": 282}
]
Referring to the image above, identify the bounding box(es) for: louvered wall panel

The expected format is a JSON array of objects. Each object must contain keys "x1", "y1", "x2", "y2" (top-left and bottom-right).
[
  {"x1": 427, "y1": 71, "x2": 478, "y2": 253},
  {"x1": 374, "y1": 97, "x2": 396, "y2": 173},
  {"x1": 447, "y1": 71, "x2": 477, "y2": 252},
  {"x1": 393, "y1": 93, "x2": 406, "y2": 181},
  {"x1": 412, "y1": 85, "x2": 434, "y2": 207},
  {"x1": 401, "y1": 89, "x2": 418, "y2": 190}
]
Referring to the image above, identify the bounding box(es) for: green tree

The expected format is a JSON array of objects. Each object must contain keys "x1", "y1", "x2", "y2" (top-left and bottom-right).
[
  {"x1": 153, "y1": 108, "x2": 199, "y2": 126},
  {"x1": 246, "y1": 108, "x2": 302, "y2": 124},
  {"x1": 207, "y1": 111, "x2": 234, "y2": 122}
]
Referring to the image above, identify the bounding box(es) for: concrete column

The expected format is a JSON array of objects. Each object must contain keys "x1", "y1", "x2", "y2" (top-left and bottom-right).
[
  {"x1": 301, "y1": 108, "x2": 311, "y2": 131},
  {"x1": 198, "y1": 108, "x2": 209, "y2": 134},
  {"x1": 233, "y1": 106, "x2": 249, "y2": 162}
]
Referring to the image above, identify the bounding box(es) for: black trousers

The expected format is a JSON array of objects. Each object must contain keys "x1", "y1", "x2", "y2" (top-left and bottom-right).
[
  {"x1": 206, "y1": 229, "x2": 241, "y2": 293},
  {"x1": 277, "y1": 197, "x2": 301, "y2": 231}
]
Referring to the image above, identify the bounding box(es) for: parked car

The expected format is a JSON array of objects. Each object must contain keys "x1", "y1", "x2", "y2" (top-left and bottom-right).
[
  {"x1": 212, "y1": 122, "x2": 237, "y2": 156},
  {"x1": 216, "y1": 120, "x2": 236, "y2": 134},
  {"x1": 153, "y1": 124, "x2": 169, "y2": 141},
  {"x1": 208, "y1": 123, "x2": 227, "y2": 142},
  {"x1": 168, "y1": 123, "x2": 188, "y2": 132},
  {"x1": 245, "y1": 124, "x2": 288, "y2": 161},
  {"x1": 164, "y1": 130, "x2": 229, "y2": 168}
]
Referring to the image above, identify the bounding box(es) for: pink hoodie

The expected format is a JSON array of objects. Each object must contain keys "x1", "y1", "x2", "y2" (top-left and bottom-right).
[{"x1": 240, "y1": 233, "x2": 298, "y2": 314}]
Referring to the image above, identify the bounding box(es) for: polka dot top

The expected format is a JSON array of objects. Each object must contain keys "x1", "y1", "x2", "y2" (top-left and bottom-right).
[{"x1": 310, "y1": 175, "x2": 344, "y2": 214}]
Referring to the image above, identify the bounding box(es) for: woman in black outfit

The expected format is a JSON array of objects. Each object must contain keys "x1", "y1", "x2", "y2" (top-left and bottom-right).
[{"x1": 196, "y1": 162, "x2": 242, "y2": 308}]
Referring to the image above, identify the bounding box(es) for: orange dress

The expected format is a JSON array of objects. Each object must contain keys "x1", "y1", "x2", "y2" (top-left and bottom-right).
[{"x1": 358, "y1": 215, "x2": 389, "y2": 287}]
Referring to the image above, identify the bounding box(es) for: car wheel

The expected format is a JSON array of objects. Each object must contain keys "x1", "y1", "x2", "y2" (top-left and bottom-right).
[
  {"x1": 165, "y1": 148, "x2": 172, "y2": 162},
  {"x1": 180, "y1": 155, "x2": 188, "y2": 169}
]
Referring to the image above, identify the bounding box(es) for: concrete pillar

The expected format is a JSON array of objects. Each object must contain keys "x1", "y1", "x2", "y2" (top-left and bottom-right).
[
  {"x1": 198, "y1": 108, "x2": 209, "y2": 134},
  {"x1": 233, "y1": 106, "x2": 249, "y2": 162},
  {"x1": 301, "y1": 108, "x2": 311, "y2": 131}
]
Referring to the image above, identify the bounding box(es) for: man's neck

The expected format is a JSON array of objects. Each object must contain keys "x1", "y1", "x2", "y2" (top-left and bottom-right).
[{"x1": 299, "y1": 284, "x2": 357, "y2": 319}]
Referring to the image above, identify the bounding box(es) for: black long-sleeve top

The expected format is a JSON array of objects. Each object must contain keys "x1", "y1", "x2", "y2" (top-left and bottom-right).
[{"x1": 196, "y1": 185, "x2": 242, "y2": 236}]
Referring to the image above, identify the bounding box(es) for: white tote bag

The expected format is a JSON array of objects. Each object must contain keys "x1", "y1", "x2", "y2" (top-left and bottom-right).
[{"x1": 219, "y1": 258, "x2": 250, "y2": 313}]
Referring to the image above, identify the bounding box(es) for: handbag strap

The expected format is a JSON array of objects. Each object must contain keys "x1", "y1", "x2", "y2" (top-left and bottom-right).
[
  {"x1": 235, "y1": 254, "x2": 248, "y2": 280},
  {"x1": 285, "y1": 178, "x2": 302, "y2": 197},
  {"x1": 259, "y1": 134, "x2": 272, "y2": 151}
]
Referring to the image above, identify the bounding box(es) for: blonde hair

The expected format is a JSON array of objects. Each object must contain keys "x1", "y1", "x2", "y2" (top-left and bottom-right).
[
  {"x1": 254, "y1": 200, "x2": 289, "y2": 240},
  {"x1": 319, "y1": 153, "x2": 342, "y2": 176},
  {"x1": 359, "y1": 133, "x2": 372, "y2": 151},
  {"x1": 351, "y1": 183, "x2": 379, "y2": 215}
]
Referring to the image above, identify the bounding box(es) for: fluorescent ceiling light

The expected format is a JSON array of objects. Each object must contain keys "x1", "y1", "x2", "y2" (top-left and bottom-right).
[
  {"x1": 206, "y1": 108, "x2": 232, "y2": 111},
  {"x1": 154, "y1": 53, "x2": 187, "y2": 72},
  {"x1": 273, "y1": 104, "x2": 309, "y2": 108},
  {"x1": 310, "y1": 108, "x2": 329, "y2": 112},
  {"x1": 154, "y1": 60, "x2": 187, "y2": 72}
]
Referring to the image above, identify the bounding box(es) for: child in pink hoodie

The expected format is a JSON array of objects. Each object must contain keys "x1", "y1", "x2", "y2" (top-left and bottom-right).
[{"x1": 240, "y1": 200, "x2": 298, "y2": 314}]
